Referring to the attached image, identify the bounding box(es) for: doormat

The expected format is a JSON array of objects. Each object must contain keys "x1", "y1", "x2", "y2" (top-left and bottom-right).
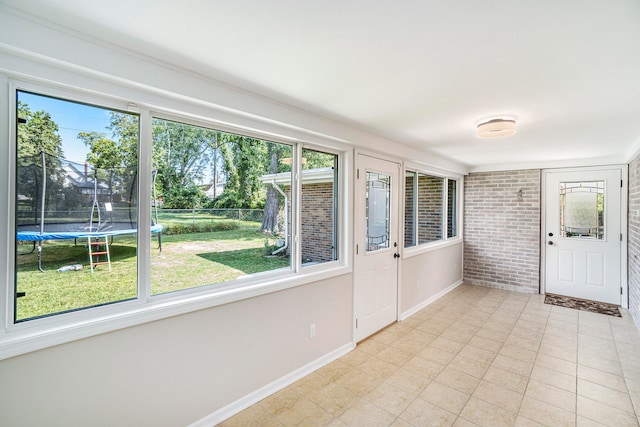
[{"x1": 544, "y1": 293, "x2": 621, "y2": 317}]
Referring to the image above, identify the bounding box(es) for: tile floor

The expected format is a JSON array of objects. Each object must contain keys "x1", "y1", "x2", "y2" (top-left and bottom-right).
[{"x1": 219, "y1": 284, "x2": 640, "y2": 426}]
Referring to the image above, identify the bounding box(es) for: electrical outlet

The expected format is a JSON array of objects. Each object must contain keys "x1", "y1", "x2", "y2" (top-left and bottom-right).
[{"x1": 309, "y1": 323, "x2": 316, "y2": 338}]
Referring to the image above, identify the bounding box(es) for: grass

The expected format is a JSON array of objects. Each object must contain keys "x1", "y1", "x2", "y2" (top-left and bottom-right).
[{"x1": 15, "y1": 221, "x2": 289, "y2": 321}]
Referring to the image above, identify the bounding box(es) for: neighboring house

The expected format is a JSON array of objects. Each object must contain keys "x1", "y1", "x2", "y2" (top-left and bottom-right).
[{"x1": 260, "y1": 167, "x2": 336, "y2": 263}]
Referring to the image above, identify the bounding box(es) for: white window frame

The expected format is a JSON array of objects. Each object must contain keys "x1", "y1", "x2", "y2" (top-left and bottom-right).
[
  {"x1": 1, "y1": 78, "x2": 350, "y2": 361},
  {"x1": 402, "y1": 164, "x2": 463, "y2": 258}
]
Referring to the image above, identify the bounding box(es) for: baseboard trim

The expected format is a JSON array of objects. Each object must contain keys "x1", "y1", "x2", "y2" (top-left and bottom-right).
[
  {"x1": 188, "y1": 342, "x2": 355, "y2": 427},
  {"x1": 399, "y1": 279, "x2": 463, "y2": 321}
]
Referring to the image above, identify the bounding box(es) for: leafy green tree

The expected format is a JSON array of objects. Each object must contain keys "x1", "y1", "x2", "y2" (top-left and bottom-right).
[{"x1": 16, "y1": 101, "x2": 64, "y2": 215}]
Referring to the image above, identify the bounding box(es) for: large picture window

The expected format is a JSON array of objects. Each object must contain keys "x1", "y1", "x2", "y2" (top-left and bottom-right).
[
  {"x1": 15, "y1": 90, "x2": 139, "y2": 321},
  {"x1": 11, "y1": 88, "x2": 343, "y2": 326},
  {"x1": 150, "y1": 117, "x2": 292, "y2": 295},
  {"x1": 404, "y1": 170, "x2": 459, "y2": 249}
]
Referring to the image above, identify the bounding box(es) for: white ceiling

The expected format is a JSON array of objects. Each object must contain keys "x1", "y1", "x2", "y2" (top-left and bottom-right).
[{"x1": 3, "y1": 0, "x2": 640, "y2": 170}]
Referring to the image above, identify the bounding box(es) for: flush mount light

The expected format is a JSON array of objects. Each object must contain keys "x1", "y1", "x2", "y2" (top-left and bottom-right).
[{"x1": 477, "y1": 118, "x2": 517, "y2": 138}]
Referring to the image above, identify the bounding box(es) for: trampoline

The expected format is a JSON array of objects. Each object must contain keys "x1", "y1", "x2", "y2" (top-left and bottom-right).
[{"x1": 16, "y1": 151, "x2": 162, "y2": 272}]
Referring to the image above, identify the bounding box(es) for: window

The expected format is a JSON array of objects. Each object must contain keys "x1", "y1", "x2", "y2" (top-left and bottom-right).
[
  {"x1": 10, "y1": 87, "x2": 344, "y2": 328},
  {"x1": 15, "y1": 90, "x2": 139, "y2": 321},
  {"x1": 300, "y1": 148, "x2": 338, "y2": 265},
  {"x1": 404, "y1": 170, "x2": 459, "y2": 249},
  {"x1": 150, "y1": 117, "x2": 293, "y2": 295}
]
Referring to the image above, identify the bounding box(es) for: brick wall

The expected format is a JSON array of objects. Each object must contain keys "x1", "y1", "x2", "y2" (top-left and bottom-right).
[
  {"x1": 463, "y1": 170, "x2": 541, "y2": 293},
  {"x1": 284, "y1": 182, "x2": 335, "y2": 263},
  {"x1": 628, "y1": 156, "x2": 640, "y2": 329},
  {"x1": 404, "y1": 173, "x2": 415, "y2": 247},
  {"x1": 418, "y1": 175, "x2": 443, "y2": 243}
]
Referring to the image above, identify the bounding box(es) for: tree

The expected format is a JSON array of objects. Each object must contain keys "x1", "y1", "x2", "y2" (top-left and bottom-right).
[
  {"x1": 16, "y1": 101, "x2": 64, "y2": 214},
  {"x1": 152, "y1": 119, "x2": 216, "y2": 209},
  {"x1": 258, "y1": 143, "x2": 292, "y2": 233}
]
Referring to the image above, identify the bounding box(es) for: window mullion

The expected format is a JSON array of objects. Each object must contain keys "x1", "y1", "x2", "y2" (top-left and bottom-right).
[{"x1": 138, "y1": 109, "x2": 152, "y2": 302}]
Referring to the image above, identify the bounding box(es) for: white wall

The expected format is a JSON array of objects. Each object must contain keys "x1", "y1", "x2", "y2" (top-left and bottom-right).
[
  {"x1": 0, "y1": 8, "x2": 467, "y2": 426},
  {"x1": 400, "y1": 243, "x2": 464, "y2": 317},
  {"x1": 0, "y1": 275, "x2": 353, "y2": 426}
]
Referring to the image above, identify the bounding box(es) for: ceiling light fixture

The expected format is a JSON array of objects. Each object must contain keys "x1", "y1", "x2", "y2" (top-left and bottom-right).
[{"x1": 477, "y1": 118, "x2": 517, "y2": 138}]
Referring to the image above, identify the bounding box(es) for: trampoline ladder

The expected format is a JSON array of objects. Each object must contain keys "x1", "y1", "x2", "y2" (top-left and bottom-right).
[{"x1": 88, "y1": 236, "x2": 111, "y2": 273}]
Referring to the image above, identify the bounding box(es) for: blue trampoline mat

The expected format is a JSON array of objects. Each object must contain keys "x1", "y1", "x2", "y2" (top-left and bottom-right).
[{"x1": 17, "y1": 223, "x2": 163, "y2": 241}]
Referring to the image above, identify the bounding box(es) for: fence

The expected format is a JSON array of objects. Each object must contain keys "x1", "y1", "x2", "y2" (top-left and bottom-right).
[{"x1": 156, "y1": 208, "x2": 263, "y2": 227}]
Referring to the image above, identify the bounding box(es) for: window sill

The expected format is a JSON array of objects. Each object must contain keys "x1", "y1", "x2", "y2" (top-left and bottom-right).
[
  {"x1": 402, "y1": 238, "x2": 462, "y2": 259},
  {"x1": 0, "y1": 263, "x2": 352, "y2": 361}
]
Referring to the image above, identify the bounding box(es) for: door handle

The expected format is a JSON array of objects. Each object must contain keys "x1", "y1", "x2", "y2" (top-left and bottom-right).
[
  {"x1": 394, "y1": 253, "x2": 400, "y2": 258},
  {"x1": 548, "y1": 241, "x2": 554, "y2": 245}
]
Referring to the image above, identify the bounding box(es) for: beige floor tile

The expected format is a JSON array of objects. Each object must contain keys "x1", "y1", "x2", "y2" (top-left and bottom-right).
[
  {"x1": 525, "y1": 379, "x2": 577, "y2": 413},
  {"x1": 335, "y1": 369, "x2": 381, "y2": 397},
  {"x1": 541, "y1": 332, "x2": 578, "y2": 350},
  {"x1": 441, "y1": 326, "x2": 477, "y2": 344},
  {"x1": 402, "y1": 328, "x2": 438, "y2": 345},
  {"x1": 539, "y1": 341, "x2": 578, "y2": 362},
  {"x1": 578, "y1": 352, "x2": 622, "y2": 376},
  {"x1": 474, "y1": 327, "x2": 509, "y2": 343},
  {"x1": 338, "y1": 398, "x2": 396, "y2": 426},
  {"x1": 504, "y1": 334, "x2": 541, "y2": 353},
  {"x1": 339, "y1": 347, "x2": 373, "y2": 366},
  {"x1": 418, "y1": 344, "x2": 457, "y2": 365},
  {"x1": 577, "y1": 364, "x2": 628, "y2": 392},
  {"x1": 365, "y1": 382, "x2": 415, "y2": 416},
  {"x1": 307, "y1": 382, "x2": 358, "y2": 417},
  {"x1": 400, "y1": 397, "x2": 457, "y2": 426},
  {"x1": 376, "y1": 346, "x2": 414, "y2": 367},
  {"x1": 577, "y1": 396, "x2": 638, "y2": 427},
  {"x1": 421, "y1": 380, "x2": 470, "y2": 414},
  {"x1": 492, "y1": 354, "x2": 534, "y2": 377},
  {"x1": 514, "y1": 415, "x2": 546, "y2": 426},
  {"x1": 261, "y1": 386, "x2": 306, "y2": 416},
  {"x1": 534, "y1": 353, "x2": 577, "y2": 376},
  {"x1": 530, "y1": 365, "x2": 577, "y2": 393},
  {"x1": 577, "y1": 378, "x2": 635, "y2": 414},
  {"x1": 626, "y1": 378, "x2": 640, "y2": 414},
  {"x1": 219, "y1": 404, "x2": 283, "y2": 427},
  {"x1": 499, "y1": 343, "x2": 537, "y2": 364},
  {"x1": 394, "y1": 337, "x2": 428, "y2": 356},
  {"x1": 431, "y1": 336, "x2": 466, "y2": 354},
  {"x1": 389, "y1": 417, "x2": 414, "y2": 427},
  {"x1": 435, "y1": 367, "x2": 482, "y2": 395},
  {"x1": 448, "y1": 354, "x2": 491, "y2": 378},
  {"x1": 467, "y1": 335, "x2": 504, "y2": 352},
  {"x1": 458, "y1": 344, "x2": 497, "y2": 364},
  {"x1": 473, "y1": 380, "x2": 523, "y2": 413},
  {"x1": 384, "y1": 367, "x2": 433, "y2": 394},
  {"x1": 518, "y1": 396, "x2": 576, "y2": 427},
  {"x1": 360, "y1": 356, "x2": 401, "y2": 380},
  {"x1": 452, "y1": 417, "x2": 481, "y2": 427},
  {"x1": 357, "y1": 338, "x2": 388, "y2": 355},
  {"x1": 273, "y1": 397, "x2": 333, "y2": 426},
  {"x1": 460, "y1": 396, "x2": 517, "y2": 427},
  {"x1": 576, "y1": 415, "x2": 607, "y2": 426},
  {"x1": 404, "y1": 355, "x2": 445, "y2": 380},
  {"x1": 483, "y1": 366, "x2": 529, "y2": 394}
]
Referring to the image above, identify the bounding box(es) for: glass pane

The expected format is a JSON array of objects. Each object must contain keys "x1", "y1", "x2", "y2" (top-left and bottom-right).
[
  {"x1": 404, "y1": 171, "x2": 416, "y2": 248},
  {"x1": 150, "y1": 118, "x2": 292, "y2": 295},
  {"x1": 447, "y1": 179, "x2": 457, "y2": 238},
  {"x1": 15, "y1": 91, "x2": 139, "y2": 321},
  {"x1": 418, "y1": 174, "x2": 443, "y2": 244},
  {"x1": 301, "y1": 149, "x2": 338, "y2": 265},
  {"x1": 366, "y1": 172, "x2": 390, "y2": 252},
  {"x1": 559, "y1": 181, "x2": 604, "y2": 239}
]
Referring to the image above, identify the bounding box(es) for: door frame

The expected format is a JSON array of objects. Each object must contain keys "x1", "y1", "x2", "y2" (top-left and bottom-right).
[
  {"x1": 541, "y1": 165, "x2": 628, "y2": 308},
  {"x1": 353, "y1": 149, "x2": 403, "y2": 342}
]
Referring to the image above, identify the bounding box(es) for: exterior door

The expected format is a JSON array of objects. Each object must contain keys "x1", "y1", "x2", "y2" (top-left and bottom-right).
[
  {"x1": 544, "y1": 168, "x2": 622, "y2": 304},
  {"x1": 354, "y1": 154, "x2": 399, "y2": 342}
]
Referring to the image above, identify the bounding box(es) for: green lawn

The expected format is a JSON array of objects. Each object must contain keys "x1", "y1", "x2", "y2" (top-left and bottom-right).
[{"x1": 15, "y1": 223, "x2": 289, "y2": 321}]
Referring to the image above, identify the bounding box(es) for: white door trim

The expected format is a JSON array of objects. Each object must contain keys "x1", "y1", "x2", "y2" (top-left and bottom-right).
[{"x1": 541, "y1": 165, "x2": 628, "y2": 308}]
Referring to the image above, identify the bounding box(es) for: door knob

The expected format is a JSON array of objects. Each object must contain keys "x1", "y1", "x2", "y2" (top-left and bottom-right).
[
  {"x1": 548, "y1": 241, "x2": 554, "y2": 245},
  {"x1": 394, "y1": 253, "x2": 400, "y2": 258}
]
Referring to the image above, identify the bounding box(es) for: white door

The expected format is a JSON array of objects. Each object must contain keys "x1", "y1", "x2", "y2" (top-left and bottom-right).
[
  {"x1": 544, "y1": 168, "x2": 622, "y2": 304},
  {"x1": 354, "y1": 154, "x2": 399, "y2": 342}
]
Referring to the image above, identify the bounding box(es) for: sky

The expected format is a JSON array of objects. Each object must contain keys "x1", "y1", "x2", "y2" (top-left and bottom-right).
[{"x1": 18, "y1": 91, "x2": 116, "y2": 163}]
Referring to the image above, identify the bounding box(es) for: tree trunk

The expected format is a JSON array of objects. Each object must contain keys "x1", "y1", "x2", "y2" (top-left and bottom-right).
[{"x1": 259, "y1": 151, "x2": 280, "y2": 233}]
